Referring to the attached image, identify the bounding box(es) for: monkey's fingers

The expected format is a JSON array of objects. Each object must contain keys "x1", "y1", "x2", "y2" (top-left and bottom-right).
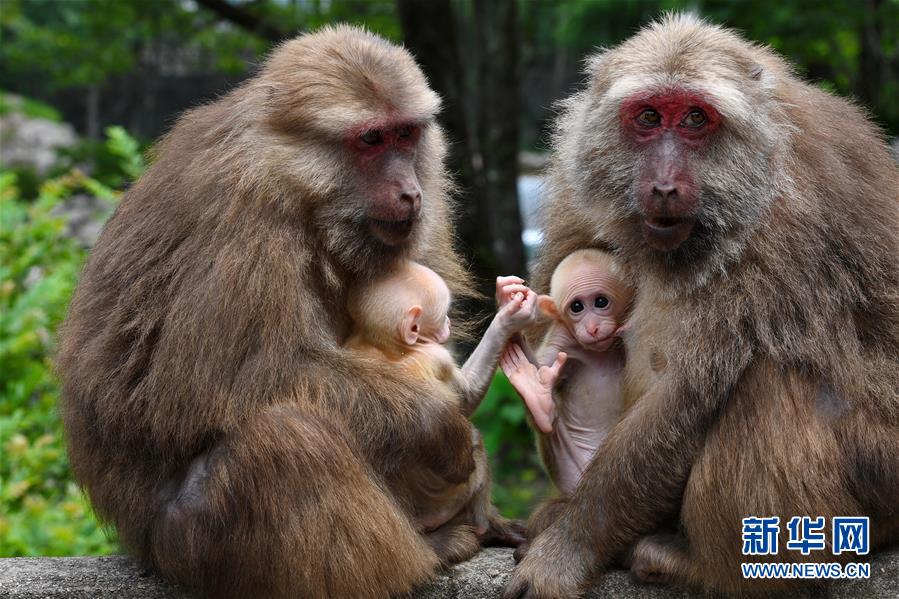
[
  {"x1": 501, "y1": 283, "x2": 529, "y2": 298},
  {"x1": 479, "y1": 516, "x2": 527, "y2": 548},
  {"x1": 501, "y1": 575, "x2": 537, "y2": 599},
  {"x1": 497, "y1": 275, "x2": 525, "y2": 288},
  {"x1": 511, "y1": 342, "x2": 530, "y2": 366},
  {"x1": 500, "y1": 352, "x2": 518, "y2": 376},
  {"x1": 496, "y1": 276, "x2": 526, "y2": 304},
  {"x1": 550, "y1": 352, "x2": 567, "y2": 376},
  {"x1": 500, "y1": 294, "x2": 526, "y2": 317}
]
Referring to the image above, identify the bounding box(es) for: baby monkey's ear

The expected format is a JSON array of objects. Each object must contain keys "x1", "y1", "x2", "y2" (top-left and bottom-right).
[
  {"x1": 614, "y1": 320, "x2": 632, "y2": 338},
  {"x1": 400, "y1": 305, "x2": 423, "y2": 345},
  {"x1": 537, "y1": 295, "x2": 561, "y2": 320}
]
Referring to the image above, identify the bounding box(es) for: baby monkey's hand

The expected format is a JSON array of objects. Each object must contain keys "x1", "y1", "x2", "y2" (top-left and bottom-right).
[
  {"x1": 495, "y1": 275, "x2": 537, "y2": 334},
  {"x1": 500, "y1": 343, "x2": 566, "y2": 433},
  {"x1": 495, "y1": 275, "x2": 529, "y2": 308}
]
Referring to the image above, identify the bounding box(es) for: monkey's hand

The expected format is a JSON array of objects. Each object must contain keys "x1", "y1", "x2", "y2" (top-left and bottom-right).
[
  {"x1": 495, "y1": 275, "x2": 529, "y2": 308},
  {"x1": 496, "y1": 288, "x2": 539, "y2": 335},
  {"x1": 500, "y1": 344, "x2": 565, "y2": 434}
]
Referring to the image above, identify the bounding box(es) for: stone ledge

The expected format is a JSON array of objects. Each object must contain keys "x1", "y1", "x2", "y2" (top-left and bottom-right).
[{"x1": 1, "y1": 548, "x2": 898, "y2": 598}]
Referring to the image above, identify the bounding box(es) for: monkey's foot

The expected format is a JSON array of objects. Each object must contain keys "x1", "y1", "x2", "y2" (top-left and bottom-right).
[
  {"x1": 629, "y1": 533, "x2": 693, "y2": 586},
  {"x1": 426, "y1": 523, "x2": 480, "y2": 566},
  {"x1": 512, "y1": 541, "x2": 530, "y2": 563},
  {"x1": 479, "y1": 516, "x2": 527, "y2": 548}
]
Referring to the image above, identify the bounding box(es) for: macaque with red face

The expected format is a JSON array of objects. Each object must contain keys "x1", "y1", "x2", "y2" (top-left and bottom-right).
[
  {"x1": 500, "y1": 249, "x2": 634, "y2": 496},
  {"x1": 504, "y1": 16, "x2": 898, "y2": 598},
  {"x1": 346, "y1": 261, "x2": 536, "y2": 541}
]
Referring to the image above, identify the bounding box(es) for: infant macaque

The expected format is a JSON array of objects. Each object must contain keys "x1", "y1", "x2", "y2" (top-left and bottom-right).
[
  {"x1": 500, "y1": 249, "x2": 633, "y2": 495},
  {"x1": 345, "y1": 261, "x2": 536, "y2": 538}
]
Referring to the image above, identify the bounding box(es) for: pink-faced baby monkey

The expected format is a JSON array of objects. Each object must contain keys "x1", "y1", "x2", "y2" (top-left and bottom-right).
[
  {"x1": 346, "y1": 261, "x2": 536, "y2": 551},
  {"x1": 501, "y1": 249, "x2": 634, "y2": 496}
]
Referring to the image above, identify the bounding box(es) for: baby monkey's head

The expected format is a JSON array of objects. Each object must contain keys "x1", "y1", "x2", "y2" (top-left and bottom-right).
[
  {"x1": 347, "y1": 261, "x2": 452, "y2": 352},
  {"x1": 539, "y1": 249, "x2": 633, "y2": 352}
]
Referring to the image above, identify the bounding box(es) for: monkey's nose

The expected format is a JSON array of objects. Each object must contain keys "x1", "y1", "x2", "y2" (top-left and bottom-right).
[
  {"x1": 652, "y1": 183, "x2": 678, "y2": 201},
  {"x1": 400, "y1": 190, "x2": 422, "y2": 216}
]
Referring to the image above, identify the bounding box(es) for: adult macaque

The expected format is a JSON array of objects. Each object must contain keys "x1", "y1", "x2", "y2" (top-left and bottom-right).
[
  {"x1": 59, "y1": 26, "x2": 494, "y2": 599},
  {"x1": 500, "y1": 249, "x2": 633, "y2": 496},
  {"x1": 504, "y1": 14, "x2": 899, "y2": 597},
  {"x1": 344, "y1": 260, "x2": 536, "y2": 538}
]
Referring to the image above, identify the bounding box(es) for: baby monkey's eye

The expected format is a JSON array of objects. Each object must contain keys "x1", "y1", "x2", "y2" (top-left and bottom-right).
[
  {"x1": 397, "y1": 126, "x2": 413, "y2": 138},
  {"x1": 570, "y1": 300, "x2": 584, "y2": 313},
  {"x1": 360, "y1": 130, "x2": 383, "y2": 145},
  {"x1": 594, "y1": 296, "x2": 609, "y2": 309}
]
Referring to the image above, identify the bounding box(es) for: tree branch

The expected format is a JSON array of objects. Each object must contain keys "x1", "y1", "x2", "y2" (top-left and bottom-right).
[{"x1": 195, "y1": 0, "x2": 290, "y2": 43}]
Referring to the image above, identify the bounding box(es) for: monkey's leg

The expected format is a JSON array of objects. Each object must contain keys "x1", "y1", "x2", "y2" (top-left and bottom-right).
[
  {"x1": 464, "y1": 437, "x2": 527, "y2": 549},
  {"x1": 152, "y1": 404, "x2": 438, "y2": 599},
  {"x1": 513, "y1": 496, "x2": 569, "y2": 562},
  {"x1": 680, "y1": 361, "x2": 862, "y2": 593}
]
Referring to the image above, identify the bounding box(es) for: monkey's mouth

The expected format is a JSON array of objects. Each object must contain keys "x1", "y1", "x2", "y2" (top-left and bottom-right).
[
  {"x1": 642, "y1": 216, "x2": 695, "y2": 251},
  {"x1": 369, "y1": 218, "x2": 416, "y2": 246}
]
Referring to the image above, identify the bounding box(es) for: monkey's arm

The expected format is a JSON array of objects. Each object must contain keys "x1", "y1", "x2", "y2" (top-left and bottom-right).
[
  {"x1": 454, "y1": 315, "x2": 520, "y2": 416},
  {"x1": 453, "y1": 290, "x2": 538, "y2": 415}
]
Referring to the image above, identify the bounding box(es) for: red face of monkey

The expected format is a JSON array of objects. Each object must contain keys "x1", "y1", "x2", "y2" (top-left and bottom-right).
[
  {"x1": 620, "y1": 89, "x2": 722, "y2": 252},
  {"x1": 349, "y1": 123, "x2": 424, "y2": 247}
]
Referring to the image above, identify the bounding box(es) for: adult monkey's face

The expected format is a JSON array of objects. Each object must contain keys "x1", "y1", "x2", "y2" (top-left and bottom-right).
[
  {"x1": 619, "y1": 89, "x2": 722, "y2": 252},
  {"x1": 347, "y1": 123, "x2": 424, "y2": 247}
]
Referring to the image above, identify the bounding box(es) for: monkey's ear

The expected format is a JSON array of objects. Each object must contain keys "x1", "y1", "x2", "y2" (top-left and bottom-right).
[
  {"x1": 537, "y1": 295, "x2": 560, "y2": 320},
  {"x1": 401, "y1": 305, "x2": 423, "y2": 345}
]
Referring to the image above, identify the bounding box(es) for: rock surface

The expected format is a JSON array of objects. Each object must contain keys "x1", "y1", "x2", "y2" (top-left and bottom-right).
[
  {"x1": 1, "y1": 548, "x2": 898, "y2": 598},
  {"x1": 0, "y1": 96, "x2": 77, "y2": 175}
]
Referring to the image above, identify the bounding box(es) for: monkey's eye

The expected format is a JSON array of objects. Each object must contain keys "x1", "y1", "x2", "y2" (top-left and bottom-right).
[
  {"x1": 360, "y1": 130, "x2": 383, "y2": 145},
  {"x1": 636, "y1": 109, "x2": 661, "y2": 127},
  {"x1": 681, "y1": 109, "x2": 707, "y2": 128},
  {"x1": 397, "y1": 126, "x2": 413, "y2": 139},
  {"x1": 570, "y1": 300, "x2": 585, "y2": 314},
  {"x1": 594, "y1": 296, "x2": 609, "y2": 309}
]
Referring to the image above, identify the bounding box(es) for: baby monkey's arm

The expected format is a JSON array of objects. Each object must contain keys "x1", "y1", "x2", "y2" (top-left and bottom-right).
[{"x1": 454, "y1": 277, "x2": 537, "y2": 416}]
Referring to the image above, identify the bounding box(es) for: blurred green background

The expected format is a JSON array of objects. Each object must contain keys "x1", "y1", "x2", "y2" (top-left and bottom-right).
[{"x1": 1, "y1": 0, "x2": 897, "y2": 557}]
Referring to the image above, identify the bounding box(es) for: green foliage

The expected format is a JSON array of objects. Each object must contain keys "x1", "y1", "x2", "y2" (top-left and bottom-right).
[
  {"x1": 0, "y1": 127, "x2": 144, "y2": 557},
  {"x1": 51, "y1": 126, "x2": 147, "y2": 194},
  {"x1": 0, "y1": 92, "x2": 61, "y2": 122},
  {"x1": 474, "y1": 372, "x2": 550, "y2": 518}
]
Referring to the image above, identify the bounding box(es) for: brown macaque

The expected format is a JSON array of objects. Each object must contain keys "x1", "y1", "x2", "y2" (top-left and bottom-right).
[
  {"x1": 500, "y1": 249, "x2": 633, "y2": 497},
  {"x1": 344, "y1": 260, "x2": 536, "y2": 538},
  {"x1": 504, "y1": 14, "x2": 899, "y2": 598},
  {"x1": 59, "y1": 26, "x2": 499, "y2": 599}
]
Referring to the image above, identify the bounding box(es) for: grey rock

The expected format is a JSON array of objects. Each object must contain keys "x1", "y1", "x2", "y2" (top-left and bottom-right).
[
  {"x1": 2, "y1": 548, "x2": 898, "y2": 598},
  {"x1": 49, "y1": 193, "x2": 114, "y2": 248},
  {"x1": 0, "y1": 97, "x2": 77, "y2": 175}
]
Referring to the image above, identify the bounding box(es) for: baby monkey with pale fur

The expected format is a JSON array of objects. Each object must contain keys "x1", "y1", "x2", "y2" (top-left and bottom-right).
[
  {"x1": 345, "y1": 261, "x2": 536, "y2": 542},
  {"x1": 501, "y1": 249, "x2": 634, "y2": 496}
]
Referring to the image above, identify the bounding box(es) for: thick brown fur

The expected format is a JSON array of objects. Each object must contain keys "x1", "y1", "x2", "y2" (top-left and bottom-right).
[
  {"x1": 58, "y1": 26, "x2": 485, "y2": 599},
  {"x1": 504, "y1": 14, "x2": 899, "y2": 598}
]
